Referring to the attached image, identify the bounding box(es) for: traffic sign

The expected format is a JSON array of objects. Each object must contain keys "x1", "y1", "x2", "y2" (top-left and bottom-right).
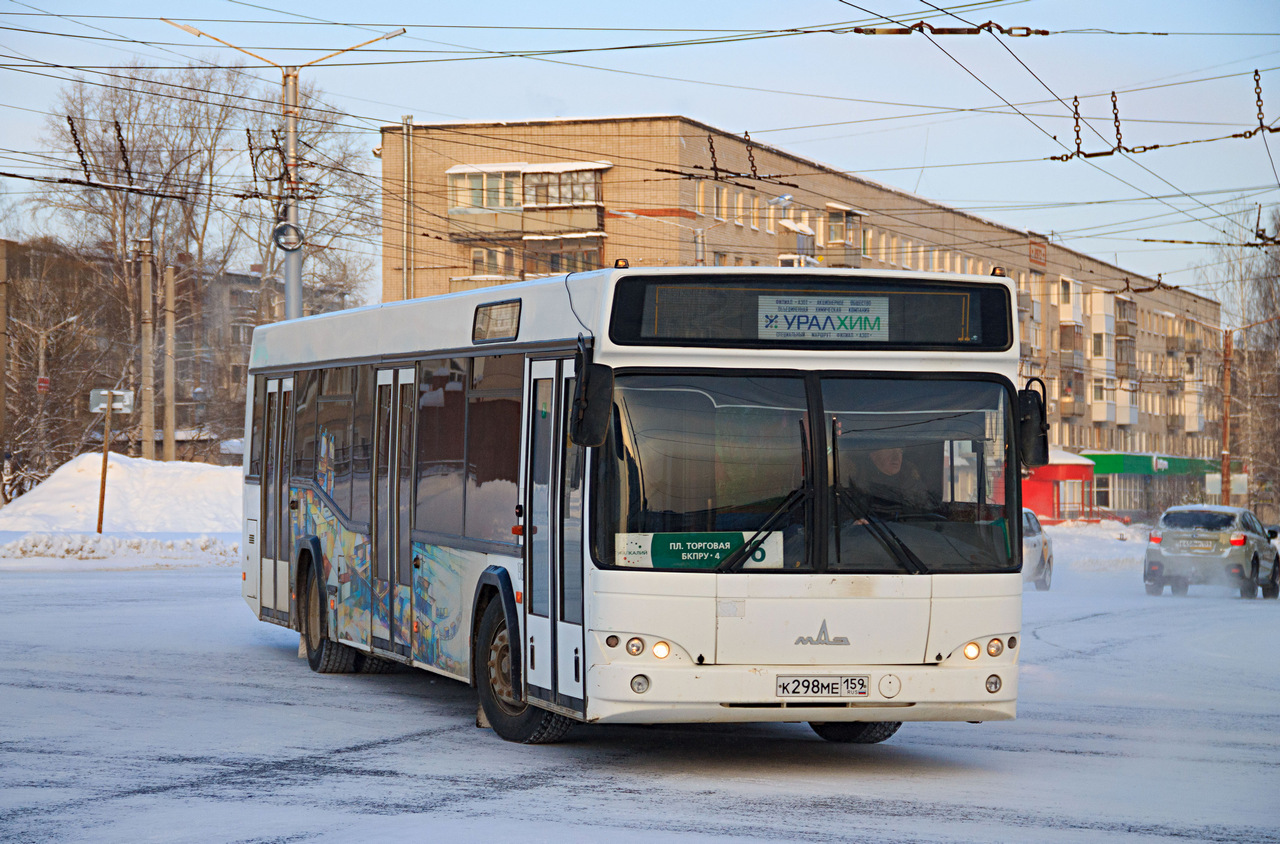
[
  {"x1": 36, "y1": 376, "x2": 50, "y2": 393},
  {"x1": 89, "y1": 389, "x2": 134, "y2": 414}
]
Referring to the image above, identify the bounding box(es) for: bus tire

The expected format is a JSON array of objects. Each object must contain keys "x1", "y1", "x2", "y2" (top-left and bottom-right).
[
  {"x1": 809, "y1": 720, "x2": 901, "y2": 744},
  {"x1": 476, "y1": 600, "x2": 573, "y2": 744},
  {"x1": 303, "y1": 563, "x2": 358, "y2": 674},
  {"x1": 355, "y1": 653, "x2": 406, "y2": 674}
]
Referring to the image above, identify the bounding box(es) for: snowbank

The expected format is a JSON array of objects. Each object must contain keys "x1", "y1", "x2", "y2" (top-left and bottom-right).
[
  {"x1": 0, "y1": 453, "x2": 241, "y2": 533},
  {"x1": 0, "y1": 454, "x2": 241, "y2": 568}
]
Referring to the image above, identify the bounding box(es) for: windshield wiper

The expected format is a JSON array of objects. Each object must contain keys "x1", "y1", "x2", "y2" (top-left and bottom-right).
[
  {"x1": 716, "y1": 486, "x2": 809, "y2": 572},
  {"x1": 829, "y1": 418, "x2": 928, "y2": 574}
]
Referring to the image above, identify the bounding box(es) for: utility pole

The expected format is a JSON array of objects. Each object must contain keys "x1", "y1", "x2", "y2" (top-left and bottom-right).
[
  {"x1": 282, "y1": 67, "x2": 302, "y2": 319},
  {"x1": 163, "y1": 264, "x2": 176, "y2": 461},
  {"x1": 163, "y1": 19, "x2": 405, "y2": 320},
  {"x1": 138, "y1": 238, "x2": 155, "y2": 460},
  {"x1": 1221, "y1": 329, "x2": 1233, "y2": 506},
  {"x1": 0, "y1": 241, "x2": 8, "y2": 495}
]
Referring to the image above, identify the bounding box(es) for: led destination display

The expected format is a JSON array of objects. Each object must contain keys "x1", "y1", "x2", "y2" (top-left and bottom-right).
[{"x1": 609, "y1": 274, "x2": 1012, "y2": 351}]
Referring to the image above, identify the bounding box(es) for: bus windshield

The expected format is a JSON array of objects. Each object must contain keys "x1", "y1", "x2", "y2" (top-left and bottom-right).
[{"x1": 592, "y1": 373, "x2": 1015, "y2": 574}]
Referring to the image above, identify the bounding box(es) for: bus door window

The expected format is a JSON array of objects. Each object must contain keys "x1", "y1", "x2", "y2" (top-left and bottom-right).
[
  {"x1": 373, "y1": 367, "x2": 415, "y2": 653},
  {"x1": 523, "y1": 359, "x2": 586, "y2": 710}
]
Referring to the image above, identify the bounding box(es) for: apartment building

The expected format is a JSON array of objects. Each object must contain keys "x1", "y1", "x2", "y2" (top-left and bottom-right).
[{"x1": 378, "y1": 115, "x2": 1223, "y2": 518}]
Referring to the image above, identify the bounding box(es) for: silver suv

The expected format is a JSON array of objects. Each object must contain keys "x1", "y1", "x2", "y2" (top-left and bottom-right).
[{"x1": 1145, "y1": 505, "x2": 1280, "y2": 599}]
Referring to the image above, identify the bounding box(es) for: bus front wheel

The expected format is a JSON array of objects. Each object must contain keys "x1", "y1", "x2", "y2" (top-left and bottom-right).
[
  {"x1": 476, "y1": 600, "x2": 573, "y2": 744},
  {"x1": 809, "y1": 721, "x2": 902, "y2": 744}
]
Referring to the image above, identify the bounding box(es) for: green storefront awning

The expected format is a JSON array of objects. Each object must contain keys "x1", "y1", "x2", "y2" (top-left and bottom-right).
[{"x1": 1081, "y1": 452, "x2": 1221, "y2": 476}]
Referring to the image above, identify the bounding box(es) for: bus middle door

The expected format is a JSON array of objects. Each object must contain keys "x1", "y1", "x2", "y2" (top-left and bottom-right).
[
  {"x1": 373, "y1": 367, "x2": 415, "y2": 656},
  {"x1": 522, "y1": 358, "x2": 587, "y2": 717}
]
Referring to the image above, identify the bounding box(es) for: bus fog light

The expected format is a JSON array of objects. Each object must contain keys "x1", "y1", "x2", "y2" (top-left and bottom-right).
[
  {"x1": 626, "y1": 637, "x2": 644, "y2": 656},
  {"x1": 986, "y1": 638, "x2": 1004, "y2": 657},
  {"x1": 630, "y1": 674, "x2": 650, "y2": 694},
  {"x1": 652, "y1": 641, "x2": 670, "y2": 659},
  {"x1": 963, "y1": 642, "x2": 981, "y2": 660},
  {"x1": 985, "y1": 674, "x2": 1002, "y2": 693}
]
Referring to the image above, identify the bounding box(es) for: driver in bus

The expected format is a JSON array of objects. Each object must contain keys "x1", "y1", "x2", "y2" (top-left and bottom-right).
[{"x1": 851, "y1": 445, "x2": 939, "y2": 520}]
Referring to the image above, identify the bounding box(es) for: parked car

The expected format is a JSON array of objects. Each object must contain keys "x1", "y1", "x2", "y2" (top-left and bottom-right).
[
  {"x1": 1021, "y1": 508, "x2": 1053, "y2": 591},
  {"x1": 1145, "y1": 505, "x2": 1280, "y2": 598}
]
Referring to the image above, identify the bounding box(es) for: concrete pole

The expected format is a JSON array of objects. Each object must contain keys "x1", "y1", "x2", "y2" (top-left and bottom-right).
[
  {"x1": 139, "y1": 239, "x2": 154, "y2": 460},
  {"x1": 283, "y1": 68, "x2": 303, "y2": 320},
  {"x1": 1220, "y1": 329, "x2": 1233, "y2": 507},
  {"x1": 402, "y1": 114, "x2": 413, "y2": 301},
  {"x1": 163, "y1": 265, "x2": 176, "y2": 461}
]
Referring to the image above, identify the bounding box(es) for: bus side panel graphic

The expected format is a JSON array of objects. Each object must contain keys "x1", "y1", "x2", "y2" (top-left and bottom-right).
[
  {"x1": 411, "y1": 542, "x2": 467, "y2": 677},
  {"x1": 295, "y1": 486, "x2": 372, "y2": 647}
]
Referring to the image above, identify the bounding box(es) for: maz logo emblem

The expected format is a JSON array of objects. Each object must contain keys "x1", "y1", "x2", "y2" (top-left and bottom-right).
[{"x1": 795, "y1": 619, "x2": 850, "y2": 645}]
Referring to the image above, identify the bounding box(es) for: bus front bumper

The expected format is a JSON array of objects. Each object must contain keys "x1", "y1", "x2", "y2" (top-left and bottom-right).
[{"x1": 584, "y1": 661, "x2": 1018, "y2": 724}]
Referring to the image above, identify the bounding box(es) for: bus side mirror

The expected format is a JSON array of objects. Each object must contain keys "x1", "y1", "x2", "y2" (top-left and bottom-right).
[
  {"x1": 1018, "y1": 378, "x2": 1049, "y2": 468},
  {"x1": 570, "y1": 335, "x2": 613, "y2": 447},
  {"x1": 569, "y1": 362, "x2": 613, "y2": 447}
]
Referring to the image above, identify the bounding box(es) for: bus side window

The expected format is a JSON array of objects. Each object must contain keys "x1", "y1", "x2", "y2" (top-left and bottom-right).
[
  {"x1": 415, "y1": 358, "x2": 467, "y2": 536},
  {"x1": 293, "y1": 370, "x2": 319, "y2": 481},
  {"x1": 248, "y1": 375, "x2": 266, "y2": 478},
  {"x1": 349, "y1": 365, "x2": 375, "y2": 527},
  {"x1": 465, "y1": 355, "x2": 522, "y2": 544}
]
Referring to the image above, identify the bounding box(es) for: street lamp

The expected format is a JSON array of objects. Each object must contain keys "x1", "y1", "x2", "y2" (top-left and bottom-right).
[
  {"x1": 162, "y1": 19, "x2": 405, "y2": 320},
  {"x1": 1219, "y1": 313, "x2": 1280, "y2": 506}
]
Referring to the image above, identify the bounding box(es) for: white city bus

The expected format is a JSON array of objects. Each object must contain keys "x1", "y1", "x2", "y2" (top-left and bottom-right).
[{"x1": 242, "y1": 267, "x2": 1048, "y2": 744}]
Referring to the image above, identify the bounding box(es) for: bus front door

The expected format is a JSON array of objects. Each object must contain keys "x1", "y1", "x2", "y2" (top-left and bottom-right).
[
  {"x1": 373, "y1": 368, "x2": 415, "y2": 656},
  {"x1": 260, "y1": 377, "x2": 293, "y2": 621},
  {"x1": 522, "y1": 358, "x2": 587, "y2": 717}
]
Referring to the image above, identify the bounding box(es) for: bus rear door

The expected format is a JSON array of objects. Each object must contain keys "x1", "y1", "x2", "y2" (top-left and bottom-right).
[
  {"x1": 522, "y1": 358, "x2": 587, "y2": 717},
  {"x1": 260, "y1": 376, "x2": 293, "y2": 622}
]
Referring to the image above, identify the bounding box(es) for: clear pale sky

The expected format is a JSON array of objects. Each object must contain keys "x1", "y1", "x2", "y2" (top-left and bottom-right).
[{"x1": 2, "y1": 0, "x2": 1277, "y2": 307}]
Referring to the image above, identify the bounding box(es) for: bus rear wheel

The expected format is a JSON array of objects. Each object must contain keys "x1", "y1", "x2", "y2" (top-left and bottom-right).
[
  {"x1": 303, "y1": 563, "x2": 357, "y2": 673},
  {"x1": 809, "y1": 721, "x2": 901, "y2": 744},
  {"x1": 476, "y1": 600, "x2": 573, "y2": 744}
]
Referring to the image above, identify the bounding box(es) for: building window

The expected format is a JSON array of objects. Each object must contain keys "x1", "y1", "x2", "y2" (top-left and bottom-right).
[
  {"x1": 735, "y1": 192, "x2": 745, "y2": 225},
  {"x1": 1092, "y1": 332, "x2": 1104, "y2": 357},
  {"x1": 827, "y1": 210, "x2": 852, "y2": 245},
  {"x1": 231, "y1": 323, "x2": 253, "y2": 345},
  {"x1": 713, "y1": 251, "x2": 728, "y2": 266},
  {"x1": 713, "y1": 185, "x2": 727, "y2": 220},
  {"x1": 523, "y1": 169, "x2": 601, "y2": 207},
  {"x1": 751, "y1": 197, "x2": 760, "y2": 230},
  {"x1": 449, "y1": 171, "x2": 521, "y2": 211},
  {"x1": 524, "y1": 243, "x2": 602, "y2": 276},
  {"x1": 471, "y1": 247, "x2": 517, "y2": 277},
  {"x1": 1060, "y1": 279, "x2": 1072, "y2": 305}
]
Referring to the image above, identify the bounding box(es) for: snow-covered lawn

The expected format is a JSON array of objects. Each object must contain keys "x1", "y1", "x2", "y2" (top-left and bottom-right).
[{"x1": 0, "y1": 459, "x2": 1277, "y2": 841}]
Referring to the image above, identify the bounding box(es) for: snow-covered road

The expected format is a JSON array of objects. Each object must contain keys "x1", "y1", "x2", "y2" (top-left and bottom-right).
[{"x1": 1, "y1": 562, "x2": 1278, "y2": 843}]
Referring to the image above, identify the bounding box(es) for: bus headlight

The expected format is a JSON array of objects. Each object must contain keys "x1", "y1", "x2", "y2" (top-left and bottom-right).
[
  {"x1": 652, "y1": 641, "x2": 670, "y2": 659},
  {"x1": 986, "y1": 638, "x2": 1004, "y2": 657},
  {"x1": 963, "y1": 642, "x2": 981, "y2": 660},
  {"x1": 626, "y1": 637, "x2": 644, "y2": 656}
]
